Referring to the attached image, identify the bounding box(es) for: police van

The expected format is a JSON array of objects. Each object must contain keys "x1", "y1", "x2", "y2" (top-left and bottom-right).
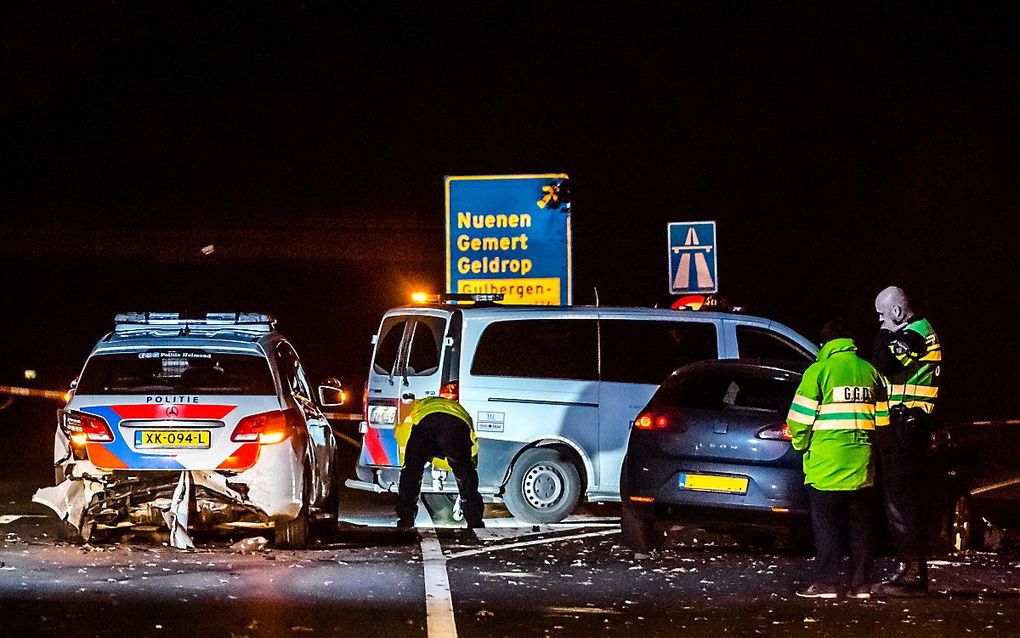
[{"x1": 346, "y1": 296, "x2": 817, "y2": 523}]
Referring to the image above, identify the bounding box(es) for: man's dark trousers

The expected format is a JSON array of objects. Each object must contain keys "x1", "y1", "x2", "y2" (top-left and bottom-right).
[
  {"x1": 395, "y1": 412, "x2": 484, "y2": 527},
  {"x1": 878, "y1": 416, "x2": 930, "y2": 562},
  {"x1": 809, "y1": 486, "x2": 875, "y2": 586}
]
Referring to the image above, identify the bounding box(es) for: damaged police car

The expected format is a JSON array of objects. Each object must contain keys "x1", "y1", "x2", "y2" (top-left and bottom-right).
[{"x1": 34, "y1": 313, "x2": 342, "y2": 548}]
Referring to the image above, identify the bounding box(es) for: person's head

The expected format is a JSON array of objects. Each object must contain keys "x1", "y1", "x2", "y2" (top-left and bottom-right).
[
  {"x1": 874, "y1": 286, "x2": 915, "y2": 331},
  {"x1": 819, "y1": 318, "x2": 852, "y2": 345}
]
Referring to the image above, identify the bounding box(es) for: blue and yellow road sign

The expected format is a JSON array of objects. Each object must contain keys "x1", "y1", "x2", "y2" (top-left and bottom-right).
[
  {"x1": 446, "y1": 174, "x2": 572, "y2": 305},
  {"x1": 668, "y1": 221, "x2": 718, "y2": 295}
]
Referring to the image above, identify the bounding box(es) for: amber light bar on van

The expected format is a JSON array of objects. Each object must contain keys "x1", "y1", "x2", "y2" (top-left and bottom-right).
[
  {"x1": 231, "y1": 408, "x2": 302, "y2": 445},
  {"x1": 410, "y1": 292, "x2": 504, "y2": 304}
]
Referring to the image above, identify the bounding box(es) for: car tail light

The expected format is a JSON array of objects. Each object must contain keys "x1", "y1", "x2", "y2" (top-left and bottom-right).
[
  {"x1": 66, "y1": 411, "x2": 115, "y2": 442},
  {"x1": 634, "y1": 410, "x2": 680, "y2": 430},
  {"x1": 757, "y1": 423, "x2": 793, "y2": 441},
  {"x1": 439, "y1": 381, "x2": 459, "y2": 401},
  {"x1": 231, "y1": 408, "x2": 301, "y2": 445}
]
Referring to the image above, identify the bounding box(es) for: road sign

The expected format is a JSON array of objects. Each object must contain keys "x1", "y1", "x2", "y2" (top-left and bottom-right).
[
  {"x1": 446, "y1": 174, "x2": 571, "y2": 305},
  {"x1": 668, "y1": 221, "x2": 718, "y2": 294}
]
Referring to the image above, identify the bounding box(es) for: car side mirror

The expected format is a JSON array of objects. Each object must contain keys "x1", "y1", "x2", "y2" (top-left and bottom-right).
[{"x1": 317, "y1": 378, "x2": 347, "y2": 407}]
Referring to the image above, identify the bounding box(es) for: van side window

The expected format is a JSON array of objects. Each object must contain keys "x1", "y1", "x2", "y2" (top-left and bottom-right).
[
  {"x1": 374, "y1": 318, "x2": 407, "y2": 375},
  {"x1": 735, "y1": 325, "x2": 813, "y2": 362},
  {"x1": 600, "y1": 320, "x2": 717, "y2": 384},
  {"x1": 471, "y1": 319, "x2": 598, "y2": 381},
  {"x1": 406, "y1": 317, "x2": 446, "y2": 377}
]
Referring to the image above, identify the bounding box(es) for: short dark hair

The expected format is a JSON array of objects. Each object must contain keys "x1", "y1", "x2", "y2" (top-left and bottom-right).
[{"x1": 820, "y1": 319, "x2": 851, "y2": 344}]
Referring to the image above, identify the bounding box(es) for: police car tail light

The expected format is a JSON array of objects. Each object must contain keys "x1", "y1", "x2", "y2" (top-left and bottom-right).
[
  {"x1": 439, "y1": 381, "x2": 459, "y2": 401},
  {"x1": 231, "y1": 408, "x2": 300, "y2": 445},
  {"x1": 756, "y1": 423, "x2": 793, "y2": 441},
  {"x1": 73, "y1": 412, "x2": 114, "y2": 442},
  {"x1": 634, "y1": 410, "x2": 681, "y2": 431}
]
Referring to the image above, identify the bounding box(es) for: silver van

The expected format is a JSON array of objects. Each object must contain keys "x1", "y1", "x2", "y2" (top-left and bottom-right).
[{"x1": 346, "y1": 299, "x2": 816, "y2": 523}]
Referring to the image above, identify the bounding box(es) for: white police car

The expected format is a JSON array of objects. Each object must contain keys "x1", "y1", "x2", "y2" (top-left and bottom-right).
[{"x1": 39, "y1": 313, "x2": 342, "y2": 548}]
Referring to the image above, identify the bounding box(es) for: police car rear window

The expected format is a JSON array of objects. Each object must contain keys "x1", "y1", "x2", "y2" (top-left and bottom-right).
[{"x1": 76, "y1": 351, "x2": 276, "y2": 395}]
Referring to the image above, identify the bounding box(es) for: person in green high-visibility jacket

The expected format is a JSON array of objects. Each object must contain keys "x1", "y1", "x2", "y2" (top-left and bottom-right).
[
  {"x1": 787, "y1": 321, "x2": 890, "y2": 599},
  {"x1": 394, "y1": 396, "x2": 484, "y2": 529}
]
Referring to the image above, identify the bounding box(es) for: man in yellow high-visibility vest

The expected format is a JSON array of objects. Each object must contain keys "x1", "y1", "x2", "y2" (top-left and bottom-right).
[{"x1": 872, "y1": 286, "x2": 943, "y2": 595}]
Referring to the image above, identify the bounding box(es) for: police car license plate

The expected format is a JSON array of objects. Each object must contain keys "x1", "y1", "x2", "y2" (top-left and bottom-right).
[
  {"x1": 678, "y1": 473, "x2": 748, "y2": 494},
  {"x1": 135, "y1": 430, "x2": 210, "y2": 449}
]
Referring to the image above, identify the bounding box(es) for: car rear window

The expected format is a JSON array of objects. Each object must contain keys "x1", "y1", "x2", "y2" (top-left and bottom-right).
[
  {"x1": 76, "y1": 350, "x2": 276, "y2": 395},
  {"x1": 656, "y1": 371, "x2": 799, "y2": 413}
]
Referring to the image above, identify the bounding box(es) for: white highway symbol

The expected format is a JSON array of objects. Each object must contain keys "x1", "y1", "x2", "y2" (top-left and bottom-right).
[{"x1": 672, "y1": 226, "x2": 715, "y2": 290}]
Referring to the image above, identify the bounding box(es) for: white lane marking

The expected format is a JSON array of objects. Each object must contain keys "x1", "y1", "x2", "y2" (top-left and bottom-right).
[
  {"x1": 419, "y1": 509, "x2": 458, "y2": 638},
  {"x1": 446, "y1": 528, "x2": 620, "y2": 560}
]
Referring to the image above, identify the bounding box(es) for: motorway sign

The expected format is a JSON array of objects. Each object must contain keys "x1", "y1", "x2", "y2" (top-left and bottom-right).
[
  {"x1": 446, "y1": 174, "x2": 571, "y2": 305},
  {"x1": 668, "y1": 221, "x2": 718, "y2": 294}
]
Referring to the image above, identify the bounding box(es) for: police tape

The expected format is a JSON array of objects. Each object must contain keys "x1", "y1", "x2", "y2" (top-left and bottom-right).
[{"x1": 0, "y1": 385, "x2": 69, "y2": 402}]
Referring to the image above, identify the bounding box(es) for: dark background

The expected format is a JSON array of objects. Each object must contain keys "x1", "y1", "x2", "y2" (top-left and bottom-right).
[{"x1": 2, "y1": 2, "x2": 1018, "y2": 457}]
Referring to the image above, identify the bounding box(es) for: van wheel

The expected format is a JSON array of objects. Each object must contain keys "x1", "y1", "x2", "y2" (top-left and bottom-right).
[
  {"x1": 621, "y1": 501, "x2": 663, "y2": 552},
  {"x1": 275, "y1": 465, "x2": 311, "y2": 549},
  {"x1": 503, "y1": 448, "x2": 581, "y2": 524}
]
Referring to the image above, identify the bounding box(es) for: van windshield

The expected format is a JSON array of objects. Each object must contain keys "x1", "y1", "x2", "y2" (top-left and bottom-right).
[{"x1": 76, "y1": 350, "x2": 276, "y2": 395}]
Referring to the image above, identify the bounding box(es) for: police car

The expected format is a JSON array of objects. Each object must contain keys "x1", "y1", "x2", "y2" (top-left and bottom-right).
[{"x1": 46, "y1": 313, "x2": 342, "y2": 547}]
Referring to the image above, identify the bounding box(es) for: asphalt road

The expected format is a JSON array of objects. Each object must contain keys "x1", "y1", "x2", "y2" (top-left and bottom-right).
[{"x1": 2, "y1": 401, "x2": 1020, "y2": 637}]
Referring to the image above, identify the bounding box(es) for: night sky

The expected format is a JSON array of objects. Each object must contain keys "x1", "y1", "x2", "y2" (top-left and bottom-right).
[{"x1": 2, "y1": 3, "x2": 1018, "y2": 419}]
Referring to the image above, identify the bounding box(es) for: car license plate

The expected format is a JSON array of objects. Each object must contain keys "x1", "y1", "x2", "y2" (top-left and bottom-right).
[
  {"x1": 135, "y1": 430, "x2": 211, "y2": 449},
  {"x1": 678, "y1": 473, "x2": 748, "y2": 494}
]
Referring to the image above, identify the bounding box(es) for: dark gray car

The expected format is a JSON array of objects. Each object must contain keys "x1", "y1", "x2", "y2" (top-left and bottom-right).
[{"x1": 620, "y1": 359, "x2": 809, "y2": 552}]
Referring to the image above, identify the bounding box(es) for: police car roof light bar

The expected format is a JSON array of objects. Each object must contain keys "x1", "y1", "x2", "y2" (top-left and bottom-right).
[{"x1": 114, "y1": 312, "x2": 276, "y2": 329}]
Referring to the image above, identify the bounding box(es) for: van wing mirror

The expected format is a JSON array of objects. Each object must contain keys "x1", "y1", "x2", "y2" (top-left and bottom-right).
[{"x1": 317, "y1": 378, "x2": 347, "y2": 407}]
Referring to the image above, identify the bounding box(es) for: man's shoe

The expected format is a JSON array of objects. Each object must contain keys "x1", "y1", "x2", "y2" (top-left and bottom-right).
[
  {"x1": 847, "y1": 585, "x2": 872, "y2": 599},
  {"x1": 880, "y1": 560, "x2": 928, "y2": 590},
  {"x1": 795, "y1": 583, "x2": 839, "y2": 599},
  {"x1": 881, "y1": 561, "x2": 912, "y2": 585},
  {"x1": 395, "y1": 519, "x2": 415, "y2": 529}
]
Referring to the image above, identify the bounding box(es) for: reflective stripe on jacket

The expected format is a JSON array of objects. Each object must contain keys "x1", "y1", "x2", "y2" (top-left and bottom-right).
[
  {"x1": 884, "y1": 317, "x2": 941, "y2": 413},
  {"x1": 787, "y1": 338, "x2": 889, "y2": 491}
]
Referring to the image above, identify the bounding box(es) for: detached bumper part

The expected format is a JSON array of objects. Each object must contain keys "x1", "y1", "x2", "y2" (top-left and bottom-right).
[{"x1": 35, "y1": 463, "x2": 264, "y2": 547}]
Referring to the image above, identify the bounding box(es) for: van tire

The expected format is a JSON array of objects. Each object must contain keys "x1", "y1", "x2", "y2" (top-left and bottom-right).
[
  {"x1": 503, "y1": 448, "x2": 581, "y2": 524},
  {"x1": 275, "y1": 464, "x2": 311, "y2": 549}
]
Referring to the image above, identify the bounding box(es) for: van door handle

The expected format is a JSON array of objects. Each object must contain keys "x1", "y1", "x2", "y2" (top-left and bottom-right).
[{"x1": 370, "y1": 388, "x2": 382, "y2": 393}]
